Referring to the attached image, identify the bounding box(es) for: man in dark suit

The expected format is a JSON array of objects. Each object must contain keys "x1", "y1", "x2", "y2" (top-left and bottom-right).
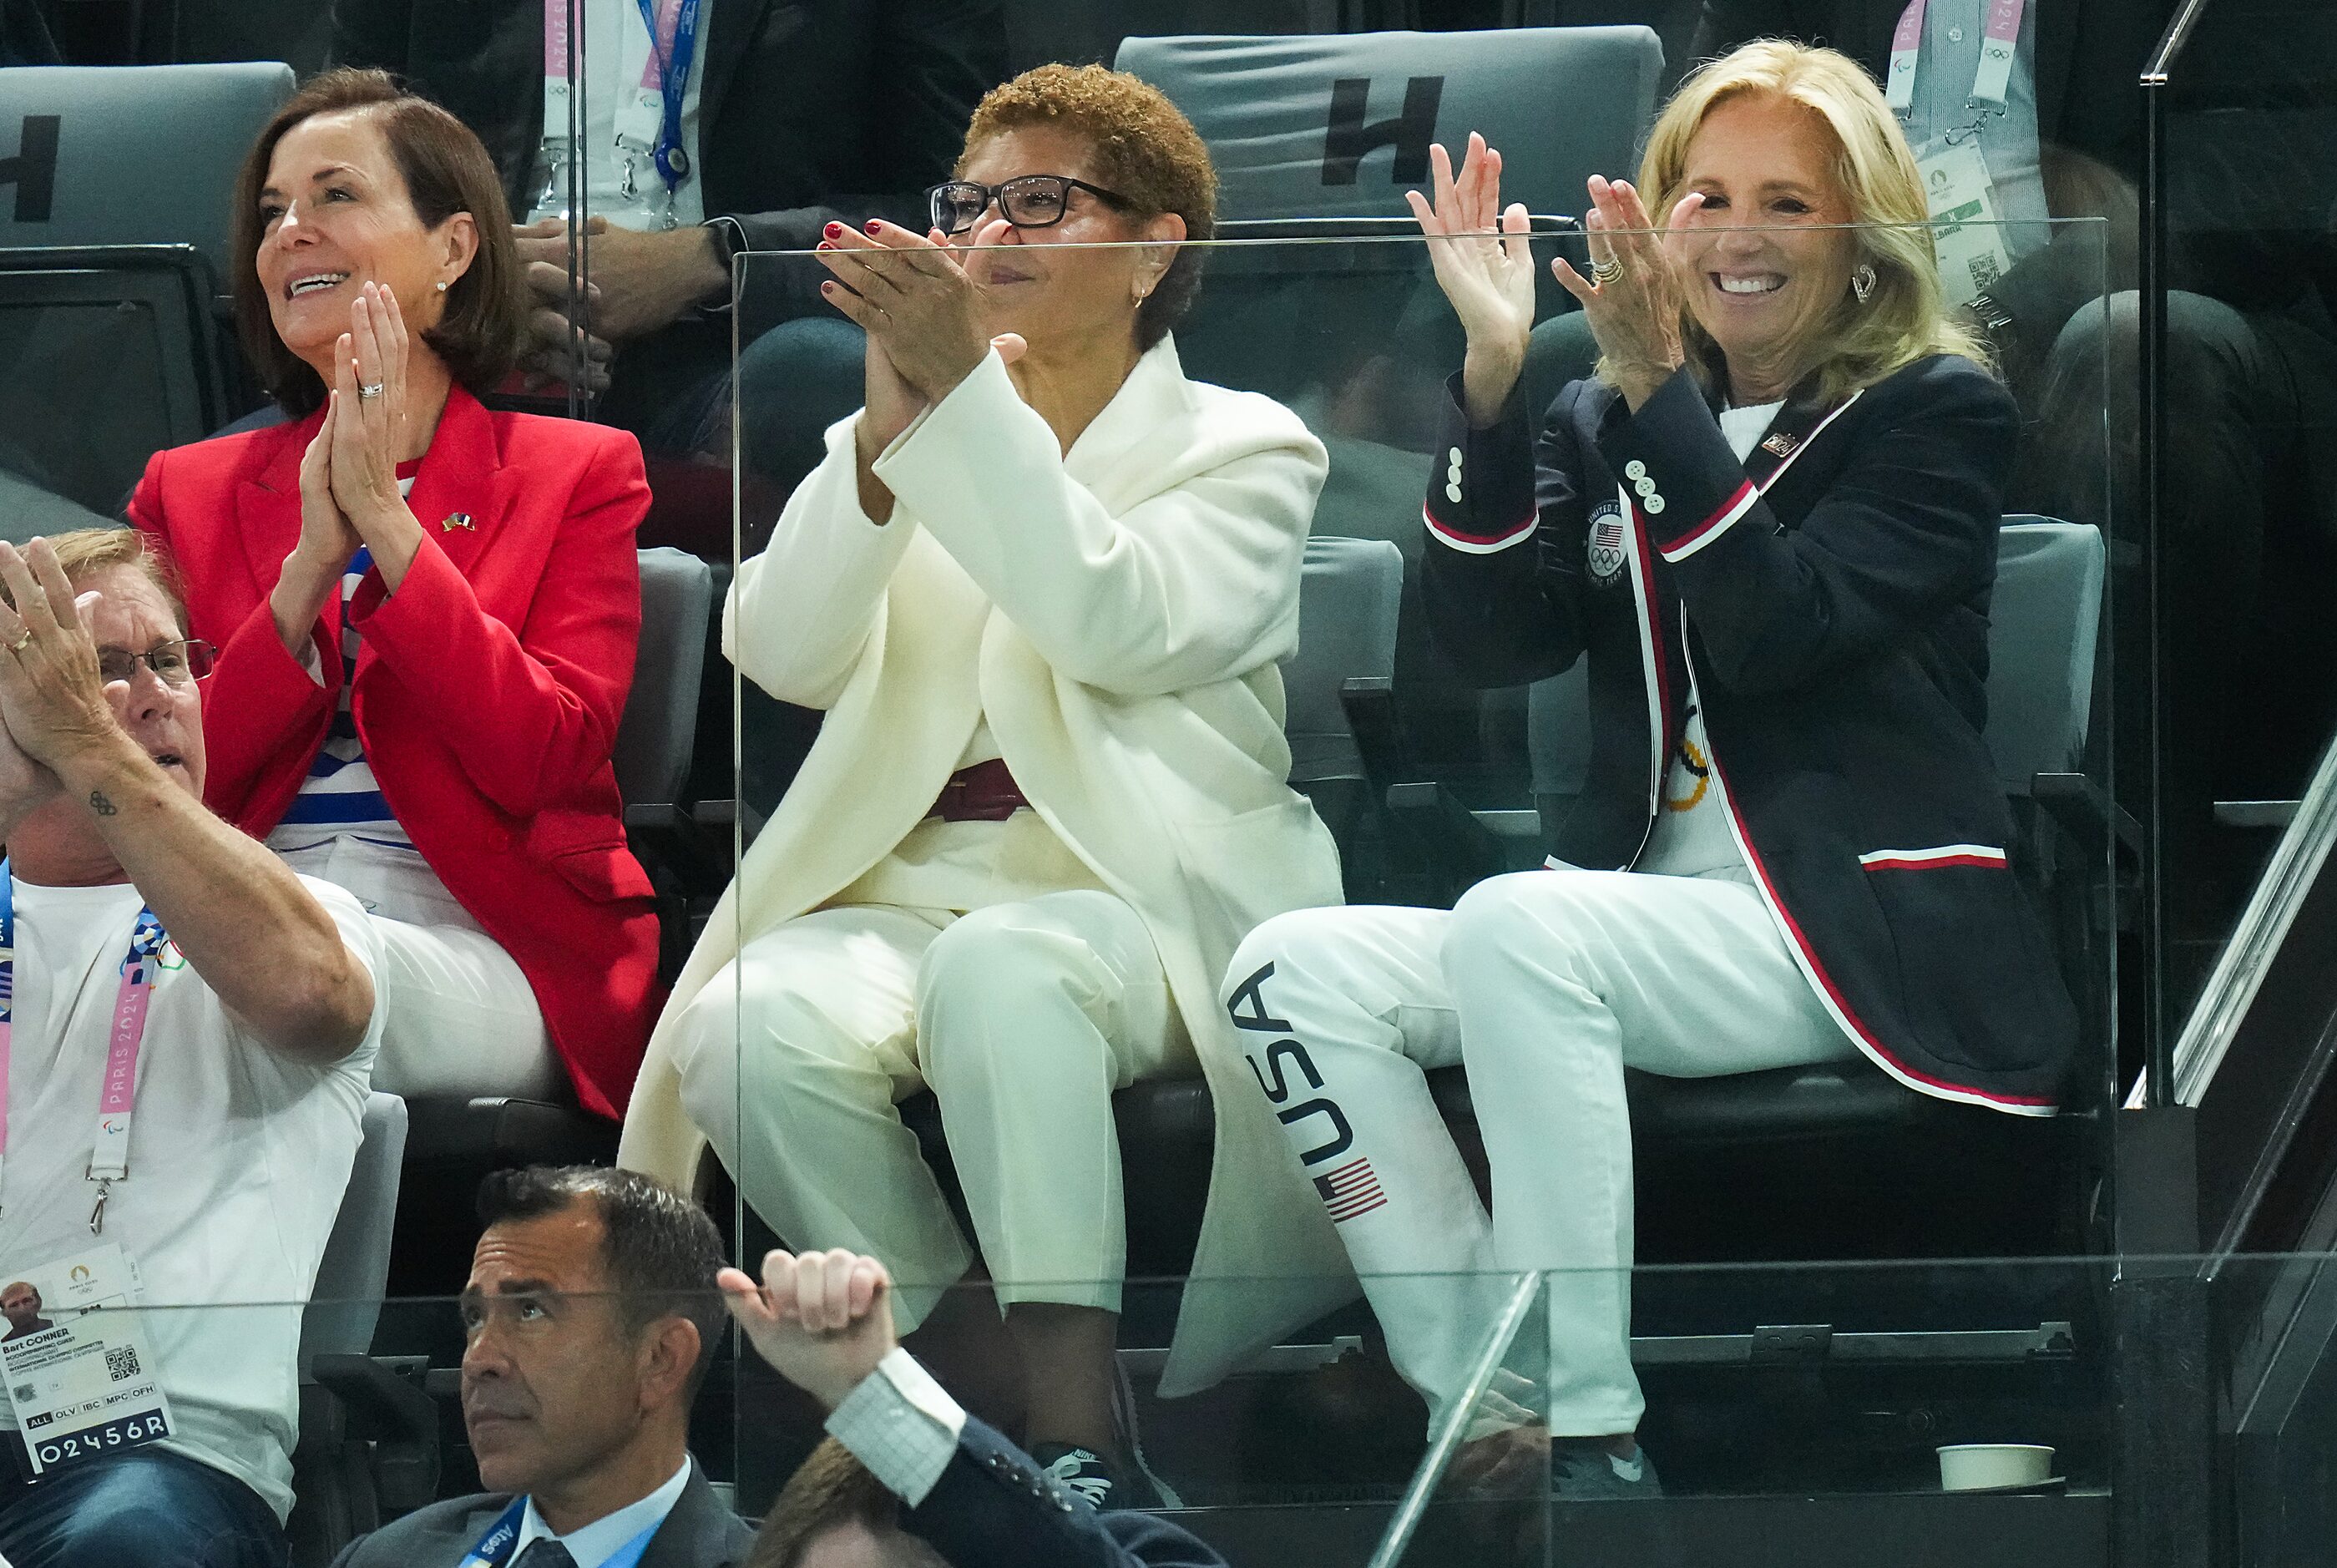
[
  {"x1": 723, "y1": 1250, "x2": 1227, "y2": 1568},
  {"x1": 330, "y1": 0, "x2": 1005, "y2": 456},
  {"x1": 331, "y1": 1168, "x2": 754, "y2": 1568}
]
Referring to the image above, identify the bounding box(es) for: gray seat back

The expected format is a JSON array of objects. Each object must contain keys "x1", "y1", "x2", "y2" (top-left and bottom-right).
[
  {"x1": 1, "y1": 245, "x2": 228, "y2": 521},
  {"x1": 1287, "y1": 534, "x2": 1403, "y2": 781},
  {"x1": 0, "y1": 64, "x2": 295, "y2": 280},
  {"x1": 1113, "y1": 28, "x2": 1664, "y2": 221},
  {"x1": 300, "y1": 1092, "x2": 407, "y2": 1372},
  {"x1": 616, "y1": 547, "x2": 714, "y2": 807},
  {"x1": 1524, "y1": 518, "x2": 2105, "y2": 803},
  {"x1": 1985, "y1": 518, "x2": 2105, "y2": 794}
]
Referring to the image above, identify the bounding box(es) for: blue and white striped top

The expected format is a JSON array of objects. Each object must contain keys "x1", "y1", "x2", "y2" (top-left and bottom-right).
[{"x1": 266, "y1": 478, "x2": 415, "y2": 857}]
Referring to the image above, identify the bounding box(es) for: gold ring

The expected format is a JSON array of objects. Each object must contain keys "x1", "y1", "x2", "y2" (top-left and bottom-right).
[
  {"x1": 1591, "y1": 259, "x2": 1625, "y2": 286},
  {"x1": 8, "y1": 630, "x2": 30, "y2": 653}
]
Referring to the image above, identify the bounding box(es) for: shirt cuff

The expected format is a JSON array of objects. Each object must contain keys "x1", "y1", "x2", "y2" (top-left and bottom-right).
[
  {"x1": 825, "y1": 1348, "x2": 968, "y2": 1507},
  {"x1": 296, "y1": 636, "x2": 326, "y2": 686}
]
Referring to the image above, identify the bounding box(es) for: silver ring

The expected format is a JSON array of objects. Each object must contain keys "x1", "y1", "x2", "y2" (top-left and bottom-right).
[
  {"x1": 1591, "y1": 259, "x2": 1625, "y2": 286},
  {"x1": 357, "y1": 381, "x2": 386, "y2": 400}
]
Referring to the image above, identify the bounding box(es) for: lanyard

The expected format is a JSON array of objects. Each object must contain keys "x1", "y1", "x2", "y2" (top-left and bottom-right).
[
  {"x1": 460, "y1": 1496, "x2": 662, "y2": 1568},
  {"x1": 625, "y1": 0, "x2": 703, "y2": 194},
  {"x1": 0, "y1": 861, "x2": 168, "y2": 1234},
  {"x1": 460, "y1": 1500, "x2": 528, "y2": 1567},
  {"x1": 1886, "y1": 0, "x2": 2026, "y2": 117}
]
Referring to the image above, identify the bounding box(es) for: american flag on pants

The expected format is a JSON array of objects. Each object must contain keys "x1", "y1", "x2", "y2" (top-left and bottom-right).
[{"x1": 1314, "y1": 1156, "x2": 1387, "y2": 1222}]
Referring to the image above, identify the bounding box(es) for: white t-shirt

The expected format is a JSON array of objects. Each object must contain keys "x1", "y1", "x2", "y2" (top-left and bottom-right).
[
  {"x1": 1636, "y1": 401, "x2": 1782, "y2": 885},
  {"x1": 0, "y1": 874, "x2": 385, "y2": 1522}
]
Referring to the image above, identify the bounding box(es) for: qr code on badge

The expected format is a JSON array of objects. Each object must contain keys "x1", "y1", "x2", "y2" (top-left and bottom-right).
[
  {"x1": 104, "y1": 1345, "x2": 141, "y2": 1383},
  {"x1": 1967, "y1": 251, "x2": 2004, "y2": 291}
]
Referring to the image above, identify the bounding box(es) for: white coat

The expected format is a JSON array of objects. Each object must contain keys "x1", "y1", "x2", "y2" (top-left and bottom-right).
[{"x1": 619, "y1": 336, "x2": 1363, "y2": 1393}]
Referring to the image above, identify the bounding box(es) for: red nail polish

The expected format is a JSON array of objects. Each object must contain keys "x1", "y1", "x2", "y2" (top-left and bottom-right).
[
  {"x1": 817, "y1": 241, "x2": 833, "y2": 251},
  {"x1": 824, "y1": 222, "x2": 842, "y2": 239},
  {"x1": 864, "y1": 221, "x2": 883, "y2": 235}
]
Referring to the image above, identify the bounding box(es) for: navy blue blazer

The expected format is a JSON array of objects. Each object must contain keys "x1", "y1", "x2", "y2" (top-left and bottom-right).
[
  {"x1": 1421, "y1": 353, "x2": 2078, "y2": 1113},
  {"x1": 905, "y1": 1419, "x2": 1227, "y2": 1568}
]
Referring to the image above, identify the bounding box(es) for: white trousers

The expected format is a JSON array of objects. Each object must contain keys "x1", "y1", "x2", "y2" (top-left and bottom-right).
[
  {"x1": 1222, "y1": 870, "x2": 1857, "y2": 1435},
  {"x1": 366, "y1": 917, "x2": 561, "y2": 1100},
  {"x1": 667, "y1": 891, "x2": 1190, "y2": 1327},
  {"x1": 281, "y1": 837, "x2": 559, "y2": 1100}
]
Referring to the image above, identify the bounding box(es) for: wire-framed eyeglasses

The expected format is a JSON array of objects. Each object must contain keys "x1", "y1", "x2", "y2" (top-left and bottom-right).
[
  {"x1": 926, "y1": 175, "x2": 1133, "y2": 237},
  {"x1": 99, "y1": 639, "x2": 217, "y2": 687}
]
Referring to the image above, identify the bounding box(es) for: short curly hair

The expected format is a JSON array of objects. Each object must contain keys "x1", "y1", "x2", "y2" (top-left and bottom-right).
[{"x1": 958, "y1": 63, "x2": 1216, "y2": 351}]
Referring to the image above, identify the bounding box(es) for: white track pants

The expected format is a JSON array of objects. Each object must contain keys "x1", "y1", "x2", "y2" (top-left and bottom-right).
[
  {"x1": 667, "y1": 891, "x2": 1189, "y2": 1328},
  {"x1": 1222, "y1": 870, "x2": 1856, "y2": 1435}
]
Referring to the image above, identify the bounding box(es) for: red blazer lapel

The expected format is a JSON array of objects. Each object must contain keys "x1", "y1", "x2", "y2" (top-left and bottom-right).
[{"x1": 403, "y1": 385, "x2": 513, "y2": 580}]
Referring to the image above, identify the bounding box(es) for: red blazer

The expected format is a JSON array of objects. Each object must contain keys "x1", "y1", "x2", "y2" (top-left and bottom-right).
[{"x1": 129, "y1": 387, "x2": 661, "y2": 1118}]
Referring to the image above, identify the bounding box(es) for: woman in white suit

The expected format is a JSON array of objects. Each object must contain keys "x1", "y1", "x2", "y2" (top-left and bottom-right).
[{"x1": 618, "y1": 65, "x2": 1343, "y2": 1505}]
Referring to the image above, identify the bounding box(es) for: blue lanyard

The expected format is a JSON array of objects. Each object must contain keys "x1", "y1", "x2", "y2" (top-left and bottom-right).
[
  {"x1": 460, "y1": 1496, "x2": 663, "y2": 1568},
  {"x1": 459, "y1": 1500, "x2": 527, "y2": 1566},
  {"x1": 633, "y1": 0, "x2": 703, "y2": 190}
]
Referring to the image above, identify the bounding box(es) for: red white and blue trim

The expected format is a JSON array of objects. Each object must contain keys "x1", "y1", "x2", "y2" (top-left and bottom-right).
[
  {"x1": 1857, "y1": 843, "x2": 2010, "y2": 871},
  {"x1": 1423, "y1": 503, "x2": 1536, "y2": 555},
  {"x1": 1653, "y1": 392, "x2": 1862, "y2": 564}
]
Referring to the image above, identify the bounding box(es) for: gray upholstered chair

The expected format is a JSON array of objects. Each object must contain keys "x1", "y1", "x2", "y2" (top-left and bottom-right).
[{"x1": 0, "y1": 63, "x2": 294, "y2": 276}]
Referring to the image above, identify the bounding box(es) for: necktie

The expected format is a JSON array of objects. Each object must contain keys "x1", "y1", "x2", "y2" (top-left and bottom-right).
[{"x1": 512, "y1": 1541, "x2": 579, "y2": 1568}]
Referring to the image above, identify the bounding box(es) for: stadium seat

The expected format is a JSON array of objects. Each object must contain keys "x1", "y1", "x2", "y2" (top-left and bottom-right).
[
  {"x1": 0, "y1": 244, "x2": 232, "y2": 528},
  {"x1": 1113, "y1": 27, "x2": 1663, "y2": 224},
  {"x1": 1287, "y1": 535, "x2": 1404, "y2": 892},
  {"x1": 387, "y1": 549, "x2": 712, "y2": 1293},
  {"x1": 1370, "y1": 516, "x2": 2115, "y2": 1262},
  {"x1": 291, "y1": 1095, "x2": 436, "y2": 1568},
  {"x1": 0, "y1": 63, "x2": 293, "y2": 280}
]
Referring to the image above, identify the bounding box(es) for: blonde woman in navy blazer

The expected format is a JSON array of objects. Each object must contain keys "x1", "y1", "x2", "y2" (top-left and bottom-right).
[{"x1": 1223, "y1": 42, "x2": 2078, "y2": 1496}]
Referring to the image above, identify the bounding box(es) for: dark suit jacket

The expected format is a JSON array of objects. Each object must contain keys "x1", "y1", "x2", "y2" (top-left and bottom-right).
[
  {"x1": 331, "y1": 0, "x2": 1007, "y2": 381},
  {"x1": 902, "y1": 1419, "x2": 1227, "y2": 1568},
  {"x1": 327, "y1": 1459, "x2": 753, "y2": 1568},
  {"x1": 1690, "y1": 0, "x2": 2176, "y2": 338}
]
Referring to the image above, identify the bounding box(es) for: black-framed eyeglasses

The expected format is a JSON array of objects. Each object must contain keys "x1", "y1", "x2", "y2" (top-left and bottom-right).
[
  {"x1": 99, "y1": 639, "x2": 216, "y2": 687},
  {"x1": 927, "y1": 175, "x2": 1133, "y2": 236}
]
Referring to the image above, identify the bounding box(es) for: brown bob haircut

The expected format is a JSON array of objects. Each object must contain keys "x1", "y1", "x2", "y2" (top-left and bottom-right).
[
  {"x1": 231, "y1": 68, "x2": 524, "y2": 417},
  {"x1": 959, "y1": 63, "x2": 1217, "y2": 352},
  {"x1": 747, "y1": 1439, "x2": 940, "y2": 1568}
]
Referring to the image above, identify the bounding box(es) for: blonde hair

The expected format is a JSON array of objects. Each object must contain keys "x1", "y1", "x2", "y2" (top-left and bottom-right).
[
  {"x1": 1626, "y1": 39, "x2": 1991, "y2": 404},
  {"x1": 0, "y1": 529, "x2": 186, "y2": 627}
]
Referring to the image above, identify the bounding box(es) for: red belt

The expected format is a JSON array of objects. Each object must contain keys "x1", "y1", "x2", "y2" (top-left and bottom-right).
[{"x1": 928, "y1": 758, "x2": 1029, "y2": 822}]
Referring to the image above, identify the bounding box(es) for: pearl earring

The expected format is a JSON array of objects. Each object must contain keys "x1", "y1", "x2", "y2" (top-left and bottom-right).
[
  {"x1": 435, "y1": 281, "x2": 449, "y2": 292},
  {"x1": 1851, "y1": 263, "x2": 1877, "y2": 303}
]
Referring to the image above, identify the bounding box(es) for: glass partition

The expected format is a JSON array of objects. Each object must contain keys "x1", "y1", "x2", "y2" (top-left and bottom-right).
[
  {"x1": 706, "y1": 219, "x2": 2121, "y2": 1557},
  {"x1": 94, "y1": 1250, "x2": 2337, "y2": 1565},
  {"x1": 2140, "y1": 0, "x2": 2337, "y2": 1029}
]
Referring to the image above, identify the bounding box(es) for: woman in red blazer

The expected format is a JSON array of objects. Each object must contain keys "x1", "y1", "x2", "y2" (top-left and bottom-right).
[{"x1": 129, "y1": 68, "x2": 659, "y2": 1118}]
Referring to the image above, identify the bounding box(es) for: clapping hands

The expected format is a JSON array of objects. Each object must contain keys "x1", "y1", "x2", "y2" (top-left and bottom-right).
[{"x1": 1409, "y1": 134, "x2": 1702, "y2": 418}]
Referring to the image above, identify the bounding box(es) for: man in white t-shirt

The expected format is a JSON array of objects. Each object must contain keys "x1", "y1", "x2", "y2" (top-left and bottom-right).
[{"x1": 0, "y1": 530, "x2": 384, "y2": 1568}]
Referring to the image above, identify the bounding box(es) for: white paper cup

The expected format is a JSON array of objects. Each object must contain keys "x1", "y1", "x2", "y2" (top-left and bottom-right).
[{"x1": 1937, "y1": 1444, "x2": 2056, "y2": 1491}]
